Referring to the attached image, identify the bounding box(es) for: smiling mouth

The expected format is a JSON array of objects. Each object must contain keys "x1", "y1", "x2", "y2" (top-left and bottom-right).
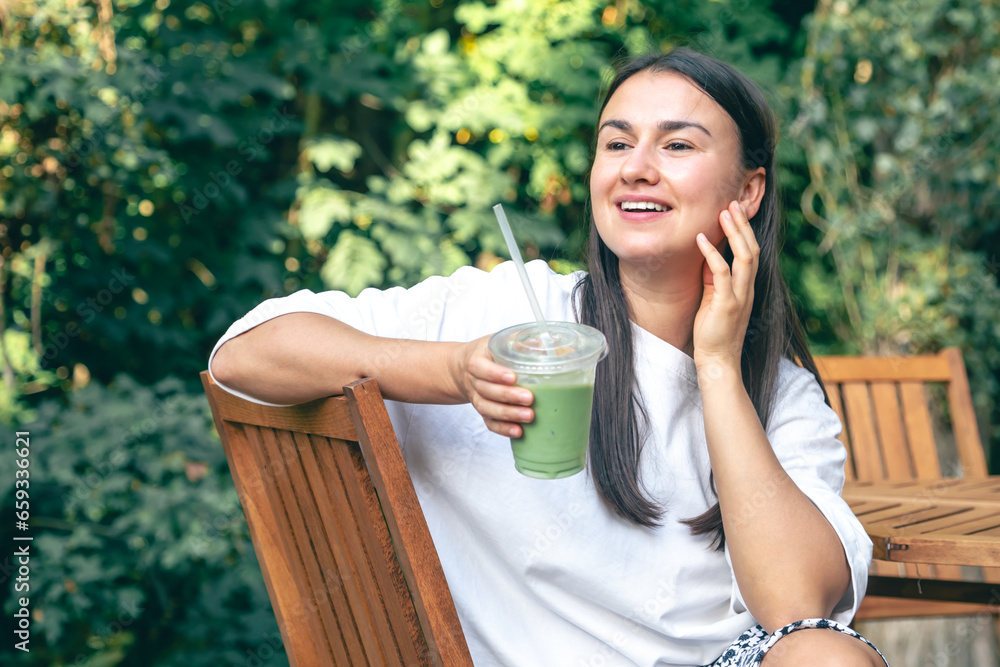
[{"x1": 618, "y1": 201, "x2": 671, "y2": 212}]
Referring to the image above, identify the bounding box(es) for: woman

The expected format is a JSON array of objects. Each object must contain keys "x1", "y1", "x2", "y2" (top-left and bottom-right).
[{"x1": 210, "y1": 49, "x2": 887, "y2": 666}]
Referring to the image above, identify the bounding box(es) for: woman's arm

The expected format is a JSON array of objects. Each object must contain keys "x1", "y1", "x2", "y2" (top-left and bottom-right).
[
  {"x1": 211, "y1": 312, "x2": 535, "y2": 435},
  {"x1": 693, "y1": 201, "x2": 850, "y2": 631},
  {"x1": 697, "y1": 365, "x2": 851, "y2": 631},
  {"x1": 212, "y1": 312, "x2": 464, "y2": 404}
]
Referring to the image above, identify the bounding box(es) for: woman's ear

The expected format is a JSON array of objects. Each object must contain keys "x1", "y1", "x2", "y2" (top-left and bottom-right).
[{"x1": 739, "y1": 167, "x2": 766, "y2": 219}]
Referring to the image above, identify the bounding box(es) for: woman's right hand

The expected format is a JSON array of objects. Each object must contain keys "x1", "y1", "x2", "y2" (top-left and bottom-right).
[{"x1": 453, "y1": 335, "x2": 535, "y2": 437}]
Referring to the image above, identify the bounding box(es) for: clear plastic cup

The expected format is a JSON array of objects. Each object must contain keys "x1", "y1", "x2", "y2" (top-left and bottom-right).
[{"x1": 488, "y1": 321, "x2": 608, "y2": 479}]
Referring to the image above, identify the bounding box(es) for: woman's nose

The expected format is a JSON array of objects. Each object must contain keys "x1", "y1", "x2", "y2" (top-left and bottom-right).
[{"x1": 619, "y1": 143, "x2": 659, "y2": 184}]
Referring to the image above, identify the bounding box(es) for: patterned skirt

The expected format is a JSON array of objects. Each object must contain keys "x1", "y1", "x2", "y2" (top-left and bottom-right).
[{"x1": 704, "y1": 618, "x2": 889, "y2": 666}]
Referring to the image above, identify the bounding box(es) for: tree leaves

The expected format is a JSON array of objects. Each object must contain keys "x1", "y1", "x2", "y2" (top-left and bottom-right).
[
  {"x1": 320, "y1": 230, "x2": 386, "y2": 296},
  {"x1": 303, "y1": 136, "x2": 362, "y2": 174},
  {"x1": 791, "y1": 0, "x2": 1000, "y2": 461},
  {"x1": 0, "y1": 376, "x2": 275, "y2": 665},
  {"x1": 297, "y1": 185, "x2": 352, "y2": 240}
]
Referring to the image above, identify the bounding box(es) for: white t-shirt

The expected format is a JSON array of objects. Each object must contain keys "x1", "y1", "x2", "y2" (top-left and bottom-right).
[{"x1": 209, "y1": 260, "x2": 872, "y2": 667}]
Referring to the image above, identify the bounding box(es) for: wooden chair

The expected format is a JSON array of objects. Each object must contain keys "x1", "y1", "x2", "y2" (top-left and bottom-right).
[
  {"x1": 813, "y1": 347, "x2": 995, "y2": 618},
  {"x1": 200, "y1": 372, "x2": 473, "y2": 667}
]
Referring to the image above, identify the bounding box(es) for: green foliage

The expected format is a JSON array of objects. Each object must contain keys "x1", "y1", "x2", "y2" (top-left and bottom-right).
[
  {"x1": 0, "y1": 375, "x2": 285, "y2": 666},
  {"x1": 0, "y1": 328, "x2": 58, "y2": 424},
  {"x1": 321, "y1": 229, "x2": 387, "y2": 295},
  {"x1": 1, "y1": 0, "x2": 297, "y2": 397},
  {"x1": 790, "y1": 0, "x2": 1000, "y2": 461}
]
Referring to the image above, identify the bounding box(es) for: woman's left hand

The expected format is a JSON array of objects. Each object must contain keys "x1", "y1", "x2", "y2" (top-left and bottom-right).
[{"x1": 692, "y1": 200, "x2": 759, "y2": 373}]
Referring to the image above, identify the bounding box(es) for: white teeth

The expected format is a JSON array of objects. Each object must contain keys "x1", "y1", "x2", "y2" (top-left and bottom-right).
[{"x1": 620, "y1": 201, "x2": 667, "y2": 212}]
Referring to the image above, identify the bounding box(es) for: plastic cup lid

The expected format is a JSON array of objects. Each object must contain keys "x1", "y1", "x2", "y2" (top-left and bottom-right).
[{"x1": 488, "y1": 321, "x2": 608, "y2": 374}]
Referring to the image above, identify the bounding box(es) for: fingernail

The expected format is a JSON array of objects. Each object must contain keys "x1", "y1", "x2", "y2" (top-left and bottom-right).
[
  {"x1": 503, "y1": 372, "x2": 516, "y2": 382},
  {"x1": 723, "y1": 211, "x2": 733, "y2": 222},
  {"x1": 519, "y1": 390, "x2": 533, "y2": 403},
  {"x1": 520, "y1": 409, "x2": 533, "y2": 421},
  {"x1": 509, "y1": 425, "x2": 520, "y2": 437}
]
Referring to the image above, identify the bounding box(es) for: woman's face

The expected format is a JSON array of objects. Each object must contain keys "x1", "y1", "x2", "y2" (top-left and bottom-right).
[{"x1": 590, "y1": 70, "x2": 759, "y2": 272}]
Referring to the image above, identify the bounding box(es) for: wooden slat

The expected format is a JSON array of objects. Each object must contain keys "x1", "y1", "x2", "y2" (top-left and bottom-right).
[
  {"x1": 929, "y1": 564, "x2": 964, "y2": 581},
  {"x1": 947, "y1": 484, "x2": 1000, "y2": 503},
  {"x1": 277, "y1": 429, "x2": 387, "y2": 665},
  {"x1": 870, "y1": 382, "x2": 913, "y2": 480},
  {"x1": 309, "y1": 432, "x2": 400, "y2": 661},
  {"x1": 324, "y1": 433, "x2": 424, "y2": 664},
  {"x1": 939, "y1": 478, "x2": 996, "y2": 496},
  {"x1": 244, "y1": 422, "x2": 342, "y2": 666},
  {"x1": 867, "y1": 505, "x2": 969, "y2": 529},
  {"x1": 899, "y1": 382, "x2": 942, "y2": 479},
  {"x1": 345, "y1": 379, "x2": 473, "y2": 667},
  {"x1": 814, "y1": 353, "x2": 951, "y2": 382},
  {"x1": 945, "y1": 347, "x2": 989, "y2": 477},
  {"x1": 845, "y1": 497, "x2": 898, "y2": 514},
  {"x1": 872, "y1": 531, "x2": 1000, "y2": 567},
  {"x1": 824, "y1": 382, "x2": 855, "y2": 481},
  {"x1": 338, "y1": 440, "x2": 430, "y2": 664},
  {"x1": 847, "y1": 499, "x2": 909, "y2": 517},
  {"x1": 252, "y1": 425, "x2": 353, "y2": 664},
  {"x1": 901, "y1": 561, "x2": 937, "y2": 581},
  {"x1": 859, "y1": 596, "x2": 1000, "y2": 618},
  {"x1": 945, "y1": 513, "x2": 1000, "y2": 535},
  {"x1": 870, "y1": 559, "x2": 907, "y2": 577},
  {"x1": 845, "y1": 479, "x2": 993, "y2": 506},
  {"x1": 948, "y1": 478, "x2": 1000, "y2": 497},
  {"x1": 841, "y1": 383, "x2": 884, "y2": 480},
  {"x1": 297, "y1": 431, "x2": 420, "y2": 666},
  {"x1": 216, "y1": 426, "x2": 326, "y2": 667},
  {"x1": 213, "y1": 388, "x2": 357, "y2": 440},
  {"x1": 904, "y1": 507, "x2": 998, "y2": 534},
  {"x1": 200, "y1": 372, "x2": 326, "y2": 667}
]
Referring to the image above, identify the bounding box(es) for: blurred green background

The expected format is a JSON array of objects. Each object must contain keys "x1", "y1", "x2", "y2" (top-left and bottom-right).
[{"x1": 1, "y1": 0, "x2": 998, "y2": 664}]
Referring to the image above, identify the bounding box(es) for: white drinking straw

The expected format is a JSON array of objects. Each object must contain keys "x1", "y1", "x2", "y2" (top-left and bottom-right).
[{"x1": 492, "y1": 203, "x2": 552, "y2": 340}]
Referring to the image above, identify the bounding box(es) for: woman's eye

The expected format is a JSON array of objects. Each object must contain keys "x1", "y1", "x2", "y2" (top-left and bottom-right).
[
  {"x1": 665, "y1": 141, "x2": 691, "y2": 151},
  {"x1": 606, "y1": 141, "x2": 629, "y2": 151}
]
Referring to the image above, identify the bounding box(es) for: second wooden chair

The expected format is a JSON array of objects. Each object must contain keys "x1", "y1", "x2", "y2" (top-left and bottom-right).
[{"x1": 814, "y1": 347, "x2": 995, "y2": 618}]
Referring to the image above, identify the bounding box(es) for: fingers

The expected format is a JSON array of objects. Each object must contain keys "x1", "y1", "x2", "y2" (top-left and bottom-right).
[
  {"x1": 466, "y1": 346, "x2": 534, "y2": 437},
  {"x1": 474, "y1": 384, "x2": 534, "y2": 437},
  {"x1": 692, "y1": 203, "x2": 758, "y2": 366},
  {"x1": 696, "y1": 231, "x2": 733, "y2": 296},
  {"x1": 466, "y1": 350, "x2": 518, "y2": 386},
  {"x1": 701, "y1": 202, "x2": 759, "y2": 302},
  {"x1": 724, "y1": 201, "x2": 759, "y2": 296},
  {"x1": 732, "y1": 201, "x2": 761, "y2": 257}
]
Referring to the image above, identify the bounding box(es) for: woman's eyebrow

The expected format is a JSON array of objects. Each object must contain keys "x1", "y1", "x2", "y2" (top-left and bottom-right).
[
  {"x1": 658, "y1": 119, "x2": 712, "y2": 137},
  {"x1": 598, "y1": 118, "x2": 712, "y2": 137}
]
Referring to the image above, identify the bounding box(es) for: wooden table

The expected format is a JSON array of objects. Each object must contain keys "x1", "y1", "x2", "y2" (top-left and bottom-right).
[{"x1": 843, "y1": 478, "x2": 1000, "y2": 604}]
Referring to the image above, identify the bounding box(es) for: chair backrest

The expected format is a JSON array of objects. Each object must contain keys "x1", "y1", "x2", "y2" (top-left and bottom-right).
[
  {"x1": 813, "y1": 347, "x2": 986, "y2": 482},
  {"x1": 200, "y1": 372, "x2": 473, "y2": 667}
]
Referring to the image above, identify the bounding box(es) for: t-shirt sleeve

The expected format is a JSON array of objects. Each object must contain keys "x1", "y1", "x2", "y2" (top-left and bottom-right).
[
  {"x1": 723, "y1": 359, "x2": 873, "y2": 624},
  {"x1": 207, "y1": 259, "x2": 571, "y2": 405}
]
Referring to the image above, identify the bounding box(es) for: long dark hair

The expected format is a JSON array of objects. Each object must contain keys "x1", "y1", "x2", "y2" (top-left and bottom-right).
[{"x1": 573, "y1": 48, "x2": 824, "y2": 549}]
